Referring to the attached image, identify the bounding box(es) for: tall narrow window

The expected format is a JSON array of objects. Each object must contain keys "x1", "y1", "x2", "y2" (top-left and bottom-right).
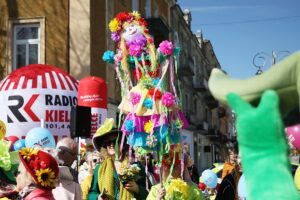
[
  {"x1": 145, "y1": 0, "x2": 151, "y2": 18},
  {"x1": 13, "y1": 24, "x2": 40, "y2": 69},
  {"x1": 132, "y1": 0, "x2": 139, "y2": 11}
]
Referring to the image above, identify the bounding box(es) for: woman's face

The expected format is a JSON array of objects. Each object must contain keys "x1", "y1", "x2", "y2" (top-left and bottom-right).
[
  {"x1": 122, "y1": 24, "x2": 142, "y2": 41},
  {"x1": 105, "y1": 135, "x2": 118, "y2": 156}
]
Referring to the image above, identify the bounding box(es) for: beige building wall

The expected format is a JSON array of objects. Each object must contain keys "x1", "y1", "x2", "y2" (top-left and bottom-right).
[
  {"x1": 69, "y1": 0, "x2": 91, "y2": 80},
  {"x1": 0, "y1": 0, "x2": 69, "y2": 76}
]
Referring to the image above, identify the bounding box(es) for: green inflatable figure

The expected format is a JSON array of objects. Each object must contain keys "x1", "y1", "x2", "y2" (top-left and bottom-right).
[
  {"x1": 227, "y1": 90, "x2": 299, "y2": 200},
  {"x1": 209, "y1": 51, "x2": 300, "y2": 117}
]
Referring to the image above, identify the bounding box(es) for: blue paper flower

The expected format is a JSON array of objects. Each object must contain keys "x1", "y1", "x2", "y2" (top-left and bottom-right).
[
  {"x1": 125, "y1": 120, "x2": 135, "y2": 132},
  {"x1": 102, "y1": 51, "x2": 115, "y2": 64},
  {"x1": 143, "y1": 98, "x2": 153, "y2": 109}
]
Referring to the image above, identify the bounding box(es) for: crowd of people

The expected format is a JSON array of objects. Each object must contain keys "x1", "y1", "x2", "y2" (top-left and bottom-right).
[{"x1": 0, "y1": 126, "x2": 210, "y2": 200}]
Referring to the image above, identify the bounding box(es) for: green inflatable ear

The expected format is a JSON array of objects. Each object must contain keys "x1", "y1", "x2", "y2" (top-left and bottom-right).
[
  {"x1": 209, "y1": 51, "x2": 300, "y2": 116},
  {"x1": 227, "y1": 90, "x2": 299, "y2": 200}
]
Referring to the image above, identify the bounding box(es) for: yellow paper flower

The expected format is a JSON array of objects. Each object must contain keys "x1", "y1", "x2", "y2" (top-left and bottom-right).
[
  {"x1": 35, "y1": 168, "x2": 56, "y2": 187},
  {"x1": 166, "y1": 178, "x2": 189, "y2": 199},
  {"x1": 19, "y1": 147, "x2": 38, "y2": 161},
  {"x1": 109, "y1": 18, "x2": 119, "y2": 32},
  {"x1": 144, "y1": 120, "x2": 154, "y2": 134},
  {"x1": 130, "y1": 11, "x2": 141, "y2": 19}
]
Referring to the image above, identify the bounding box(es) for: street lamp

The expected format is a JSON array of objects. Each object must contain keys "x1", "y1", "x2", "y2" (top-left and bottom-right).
[{"x1": 253, "y1": 50, "x2": 290, "y2": 75}]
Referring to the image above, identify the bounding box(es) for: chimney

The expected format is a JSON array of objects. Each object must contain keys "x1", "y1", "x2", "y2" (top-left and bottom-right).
[
  {"x1": 196, "y1": 30, "x2": 203, "y2": 48},
  {"x1": 183, "y1": 9, "x2": 192, "y2": 28}
]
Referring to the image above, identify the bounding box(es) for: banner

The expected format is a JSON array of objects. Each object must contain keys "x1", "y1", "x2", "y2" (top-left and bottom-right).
[{"x1": 0, "y1": 64, "x2": 78, "y2": 142}]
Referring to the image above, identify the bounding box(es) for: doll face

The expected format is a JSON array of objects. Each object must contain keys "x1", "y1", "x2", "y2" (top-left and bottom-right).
[{"x1": 122, "y1": 24, "x2": 142, "y2": 41}]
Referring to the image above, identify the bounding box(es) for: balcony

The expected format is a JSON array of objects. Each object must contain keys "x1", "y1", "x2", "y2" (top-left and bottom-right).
[
  {"x1": 145, "y1": 17, "x2": 169, "y2": 46},
  {"x1": 193, "y1": 76, "x2": 208, "y2": 92}
]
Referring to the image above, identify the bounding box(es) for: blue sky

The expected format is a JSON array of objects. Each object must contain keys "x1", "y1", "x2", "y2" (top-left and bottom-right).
[{"x1": 177, "y1": 0, "x2": 300, "y2": 78}]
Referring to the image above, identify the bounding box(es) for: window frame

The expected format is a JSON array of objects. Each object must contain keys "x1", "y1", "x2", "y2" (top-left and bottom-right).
[
  {"x1": 13, "y1": 23, "x2": 40, "y2": 69},
  {"x1": 7, "y1": 17, "x2": 45, "y2": 73}
]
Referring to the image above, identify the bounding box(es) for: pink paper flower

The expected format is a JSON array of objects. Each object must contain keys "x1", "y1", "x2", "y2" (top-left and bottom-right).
[
  {"x1": 130, "y1": 92, "x2": 141, "y2": 105},
  {"x1": 162, "y1": 92, "x2": 175, "y2": 107},
  {"x1": 159, "y1": 40, "x2": 174, "y2": 55},
  {"x1": 128, "y1": 44, "x2": 142, "y2": 57}
]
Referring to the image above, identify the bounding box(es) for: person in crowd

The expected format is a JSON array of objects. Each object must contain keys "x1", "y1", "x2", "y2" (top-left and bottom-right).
[
  {"x1": 56, "y1": 137, "x2": 78, "y2": 183},
  {"x1": 82, "y1": 118, "x2": 148, "y2": 200},
  {"x1": 215, "y1": 153, "x2": 242, "y2": 200},
  {"x1": 186, "y1": 153, "x2": 200, "y2": 185},
  {"x1": 16, "y1": 147, "x2": 59, "y2": 200},
  {"x1": 221, "y1": 145, "x2": 237, "y2": 179},
  {"x1": 45, "y1": 147, "x2": 82, "y2": 200},
  {"x1": 147, "y1": 151, "x2": 205, "y2": 200},
  {"x1": 139, "y1": 153, "x2": 159, "y2": 186},
  {"x1": 78, "y1": 149, "x2": 107, "y2": 184}
]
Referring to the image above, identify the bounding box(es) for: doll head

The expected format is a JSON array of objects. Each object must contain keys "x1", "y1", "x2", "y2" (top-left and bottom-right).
[{"x1": 109, "y1": 11, "x2": 156, "y2": 71}]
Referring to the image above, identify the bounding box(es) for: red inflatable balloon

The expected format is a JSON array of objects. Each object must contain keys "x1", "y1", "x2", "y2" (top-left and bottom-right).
[
  {"x1": 286, "y1": 124, "x2": 300, "y2": 150},
  {"x1": 4, "y1": 135, "x2": 19, "y2": 150}
]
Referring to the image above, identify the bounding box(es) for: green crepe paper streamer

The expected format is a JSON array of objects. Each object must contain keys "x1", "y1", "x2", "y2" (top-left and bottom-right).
[
  {"x1": 227, "y1": 90, "x2": 299, "y2": 200},
  {"x1": 173, "y1": 47, "x2": 181, "y2": 55},
  {"x1": 209, "y1": 51, "x2": 300, "y2": 117}
]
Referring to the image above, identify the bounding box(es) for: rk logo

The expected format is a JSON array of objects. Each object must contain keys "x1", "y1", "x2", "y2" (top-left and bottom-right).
[{"x1": 7, "y1": 94, "x2": 39, "y2": 123}]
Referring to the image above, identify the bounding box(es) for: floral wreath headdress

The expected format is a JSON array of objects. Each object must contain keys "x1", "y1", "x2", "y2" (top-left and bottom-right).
[{"x1": 109, "y1": 11, "x2": 148, "y2": 42}]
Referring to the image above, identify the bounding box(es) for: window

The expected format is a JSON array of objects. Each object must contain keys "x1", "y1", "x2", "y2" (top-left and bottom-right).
[
  {"x1": 145, "y1": 0, "x2": 151, "y2": 18},
  {"x1": 132, "y1": 0, "x2": 139, "y2": 11},
  {"x1": 13, "y1": 24, "x2": 40, "y2": 69},
  {"x1": 7, "y1": 18, "x2": 45, "y2": 72}
]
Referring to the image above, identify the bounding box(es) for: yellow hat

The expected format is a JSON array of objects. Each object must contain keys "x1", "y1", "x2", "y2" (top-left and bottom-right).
[{"x1": 92, "y1": 118, "x2": 121, "y2": 151}]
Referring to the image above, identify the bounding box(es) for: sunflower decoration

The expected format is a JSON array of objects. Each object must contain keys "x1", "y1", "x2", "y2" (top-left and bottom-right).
[
  {"x1": 166, "y1": 178, "x2": 189, "y2": 199},
  {"x1": 19, "y1": 147, "x2": 39, "y2": 161},
  {"x1": 18, "y1": 147, "x2": 59, "y2": 189},
  {"x1": 35, "y1": 168, "x2": 56, "y2": 188},
  {"x1": 144, "y1": 120, "x2": 154, "y2": 134}
]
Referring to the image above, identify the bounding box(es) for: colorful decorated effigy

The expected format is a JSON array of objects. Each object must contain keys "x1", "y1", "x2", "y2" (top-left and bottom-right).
[{"x1": 103, "y1": 12, "x2": 187, "y2": 156}]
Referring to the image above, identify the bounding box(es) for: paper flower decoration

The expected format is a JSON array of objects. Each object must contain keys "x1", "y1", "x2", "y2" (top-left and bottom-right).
[
  {"x1": 148, "y1": 88, "x2": 162, "y2": 100},
  {"x1": 102, "y1": 51, "x2": 115, "y2": 64},
  {"x1": 162, "y1": 92, "x2": 175, "y2": 107},
  {"x1": 166, "y1": 178, "x2": 189, "y2": 199},
  {"x1": 111, "y1": 31, "x2": 121, "y2": 42},
  {"x1": 143, "y1": 98, "x2": 153, "y2": 109},
  {"x1": 146, "y1": 134, "x2": 158, "y2": 148},
  {"x1": 126, "y1": 35, "x2": 147, "y2": 47},
  {"x1": 125, "y1": 120, "x2": 135, "y2": 132},
  {"x1": 144, "y1": 120, "x2": 154, "y2": 134},
  {"x1": 109, "y1": 18, "x2": 119, "y2": 32},
  {"x1": 130, "y1": 92, "x2": 141, "y2": 105},
  {"x1": 35, "y1": 168, "x2": 56, "y2": 188},
  {"x1": 128, "y1": 44, "x2": 142, "y2": 57},
  {"x1": 159, "y1": 40, "x2": 174, "y2": 55}
]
